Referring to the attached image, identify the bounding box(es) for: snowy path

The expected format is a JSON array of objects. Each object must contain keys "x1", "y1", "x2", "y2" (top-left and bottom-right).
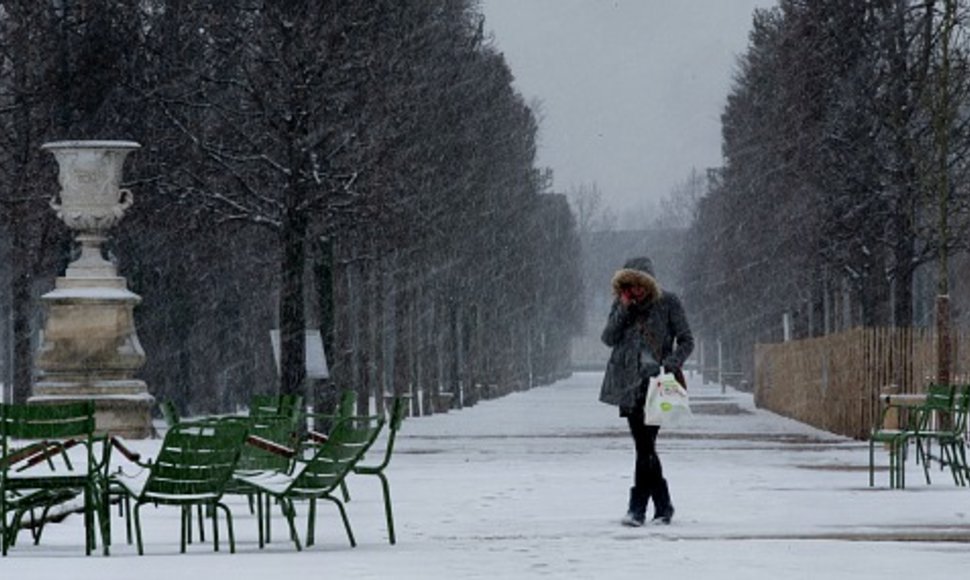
[{"x1": 5, "y1": 371, "x2": 970, "y2": 578}]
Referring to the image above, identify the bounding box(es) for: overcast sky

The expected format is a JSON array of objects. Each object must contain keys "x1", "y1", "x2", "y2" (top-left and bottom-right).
[{"x1": 478, "y1": 0, "x2": 777, "y2": 216}]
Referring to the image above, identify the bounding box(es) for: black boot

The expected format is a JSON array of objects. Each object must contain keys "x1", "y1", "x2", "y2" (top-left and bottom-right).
[
  {"x1": 651, "y1": 478, "x2": 674, "y2": 525},
  {"x1": 621, "y1": 487, "x2": 649, "y2": 527}
]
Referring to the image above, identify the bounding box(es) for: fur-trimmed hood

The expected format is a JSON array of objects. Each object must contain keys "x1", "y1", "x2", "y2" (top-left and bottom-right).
[{"x1": 610, "y1": 268, "x2": 662, "y2": 303}]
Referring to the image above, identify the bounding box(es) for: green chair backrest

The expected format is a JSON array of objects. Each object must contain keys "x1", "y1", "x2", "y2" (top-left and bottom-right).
[
  {"x1": 338, "y1": 390, "x2": 356, "y2": 418},
  {"x1": 359, "y1": 396, "x2": 406, "y2": 473},
  {"x1": 0, "y1": 401, "x2": 96, "y2": 459},
  {"x1": 0, "y1": 401, "x2": 96, "y2": 441},
  {"x1": 235, "y1": 413, "x2": 297, "y2": 472},
  {"x1": 292, "y1": 415, "x2": 384, "y2": 494},
  {"x1": 923, "y1": 383, "x2": 955, "y2": 411},
  {"x1": 0, "y1": 401, "x2": 99, "y2": 556},
  {"x1": 388, "y1": 396, "x2": 406, "y2": 432},
  {"x1": 141, "y1": 420, "x2": 248, "y2": 502},
  {"x1": 358, "y1": 397, "x2": 408, "y2": 474},
  {"x1": 0, "y1": 401, "x2": 97, "y2": 484},
  {"x1": 302, "y1": 389, "x2": 356, "y2": 434},
  {"x1": 251, "y1": 394, "x2": 304, "y2": 421},
  {"x1": 159, "y1": 400, "x2": 180, "y2": 428},
  {"x1": 911, "y1": 384, "x2": 955, "y2": 431},
  {"x1": 950, "y1": 385, "x2": 970, "y2": 432}
]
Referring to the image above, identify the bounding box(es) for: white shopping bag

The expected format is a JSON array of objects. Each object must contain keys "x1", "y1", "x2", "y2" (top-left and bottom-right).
[{"x1": 644, "y1": 374, "x2": 692, "y2": 427}]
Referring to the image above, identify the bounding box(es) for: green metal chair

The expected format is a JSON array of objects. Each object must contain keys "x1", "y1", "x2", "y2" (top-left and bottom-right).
[
  {"x1": 868, "y1": 420, "x2": 910, "y2": 489},
  {"x1": 869, "y1": 384, "x2": 955, "y2": 488},
  {"x1": 233, "y1": 414, "x2": 384, "y2": 551},
  {"x1": 107, "y1": 400, "x2": 220, "y2": 549},
  {"x1": 353, "y1": 396, "x2": 407, "y2": 544},
  {"x1": 149, "y1": 395, "x2": 303, "y2": 549},
  {"x1": 910, "y1": 384, "x2": 970, "y2": 486},
  {"x1": 908, "y1": 384, "x2": 957, "y2": 479},
  {"x1": 223, "y1": 412, "x2": 300, "y2": 547},
  {"x1": 111, "y1": 420, "x2": 248, "y2": 555},
  {"x1": 224, "y1": 390, "x2": 349, "y2": 548},
  {"x1": 105, "y1": 400, "x2": 187, "y2": 548},
  {"x1": 0, "y1": 400, "x2": 106, "y2": 556}
]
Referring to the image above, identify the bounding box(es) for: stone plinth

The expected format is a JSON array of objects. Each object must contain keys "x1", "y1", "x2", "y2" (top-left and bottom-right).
[{"x1": 31, "y1": 275, "x2": 154, "y2": 438}]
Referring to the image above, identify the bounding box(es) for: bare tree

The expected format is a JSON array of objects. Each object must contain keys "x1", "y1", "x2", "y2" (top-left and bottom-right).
[{"x1": 568, "y1": 182, "x2": 616, "y2": 234}]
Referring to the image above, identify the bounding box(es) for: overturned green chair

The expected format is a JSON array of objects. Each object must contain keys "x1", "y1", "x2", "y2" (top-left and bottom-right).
[
  {"x1": 111, "y1": 420, "x2": 248, "y2": 555},
  {"x1": 233, "y1": 414, "x2": 384, "y2": 550},
  {"x1": 0, "y1": 400, "x2": 106, "y2": 556}
]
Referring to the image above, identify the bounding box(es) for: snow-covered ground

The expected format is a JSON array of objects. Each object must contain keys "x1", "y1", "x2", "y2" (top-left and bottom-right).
[{"x1": 5, "y1": 371, "x2": 970, "y2": 578}]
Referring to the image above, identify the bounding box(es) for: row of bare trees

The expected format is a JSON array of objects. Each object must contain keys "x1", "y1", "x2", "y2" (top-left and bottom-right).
[
  {"x1": 682, "y1": 0, "x2": 970, "y2": 384},
  {"x1": 0, "y1": 0, "x2": 583, "y2": 414}
]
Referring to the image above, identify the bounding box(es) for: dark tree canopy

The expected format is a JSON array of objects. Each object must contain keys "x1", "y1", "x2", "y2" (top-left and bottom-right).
[
  {"x1": 0, "y1": 0, "x2": 583, "y2": 413},
  {"x1": 682, "y1": 0, "x2": 970, "y2": 384}
]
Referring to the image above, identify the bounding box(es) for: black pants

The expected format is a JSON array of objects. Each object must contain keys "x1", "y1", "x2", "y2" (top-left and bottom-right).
[{"x1": 626, "y1": 406, "x2": 671, "y2": 511}]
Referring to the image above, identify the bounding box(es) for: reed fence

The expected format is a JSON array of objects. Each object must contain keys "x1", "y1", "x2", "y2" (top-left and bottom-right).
[{"x1": 754, "y1": 327, "x2": 969, "y2": 439}]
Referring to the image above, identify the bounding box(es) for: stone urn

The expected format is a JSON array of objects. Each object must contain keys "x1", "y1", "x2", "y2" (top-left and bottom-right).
[
  {"x1": 31, "y1": 141, "x2": 155, "y2": 438},
  {"x1": 43, "y1": 141, "x2": 140, "y2": 279}
]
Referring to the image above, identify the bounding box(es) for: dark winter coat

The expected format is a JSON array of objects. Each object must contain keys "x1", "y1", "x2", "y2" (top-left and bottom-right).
[{"x1": 598, "y1": 259, "x2": 694, "y2": 416}]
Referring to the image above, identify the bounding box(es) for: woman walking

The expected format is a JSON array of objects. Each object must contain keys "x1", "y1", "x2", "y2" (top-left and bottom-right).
[{"x1": 599, "y1": 256, "x2": 693, "y2": 526}]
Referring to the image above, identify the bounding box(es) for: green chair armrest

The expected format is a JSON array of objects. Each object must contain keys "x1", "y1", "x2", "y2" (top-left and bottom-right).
[
  {"x1": 109, "y1": 435, "x2": 144, "y2": 465},
  {"x1": 0, "y1": 441, "x2": 52, "y2": 470},
  {"x1": 246, "y1": 434, "x2": 296, "y2": 459},
  {"x1": 13, "y1": 439, "x2": 80, "y2": 472}
]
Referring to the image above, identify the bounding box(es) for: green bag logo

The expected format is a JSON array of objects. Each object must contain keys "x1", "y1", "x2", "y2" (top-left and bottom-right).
[{"x1": 660, "y1": 402, "x2": 673, "y2": 412}]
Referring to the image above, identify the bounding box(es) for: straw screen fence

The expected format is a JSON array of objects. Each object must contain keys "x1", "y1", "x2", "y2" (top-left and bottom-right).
[{"x1": 754, "y1": 327, "x2": 969, "y2": 440}]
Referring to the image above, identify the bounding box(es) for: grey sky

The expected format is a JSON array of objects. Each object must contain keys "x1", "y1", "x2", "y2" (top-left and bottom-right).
[{"x1": 479, "y1": 0, "x2": 777, "y2": 215}]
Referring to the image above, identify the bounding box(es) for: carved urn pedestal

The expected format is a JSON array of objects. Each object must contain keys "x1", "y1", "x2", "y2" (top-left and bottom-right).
[{"x1": 30, "y1": 141, "x2": 154, "y2": 438}]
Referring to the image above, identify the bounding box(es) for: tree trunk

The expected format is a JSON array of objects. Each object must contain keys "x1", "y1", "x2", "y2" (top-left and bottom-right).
[
  {"x1": 892, "y1": 227, "x2": 915, "y2": 327},
  {"x1": 408, "y1": 294, "x2": 421, "y2": 416},
  {"x1": 392, "y1": 278, "x2": 410, "y2": 401},
  {"x1": 279, "y1": 206, "x2": 307, "y2": 397},
  {"x1": 859, "y1": 251, "x2": 892, "y2": 327},
  {"x1": 359, "y1": 251, "x2": 378, "y2": 415},
  {"x1": 418, "y1": 287, "x2": 433, "y2": 416},
  {"x1": 447, "y1": 299, "x2": 461, "y2": 408},
  {"x1": 314, "y1": 236, "x2": 339, "y2": 414},
  {"x1": 331, "y1": 234, "x2": 355, "y2": 400},
  {"x1": 11, "y1": 255, "x2": 33, "y2": 404}
]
